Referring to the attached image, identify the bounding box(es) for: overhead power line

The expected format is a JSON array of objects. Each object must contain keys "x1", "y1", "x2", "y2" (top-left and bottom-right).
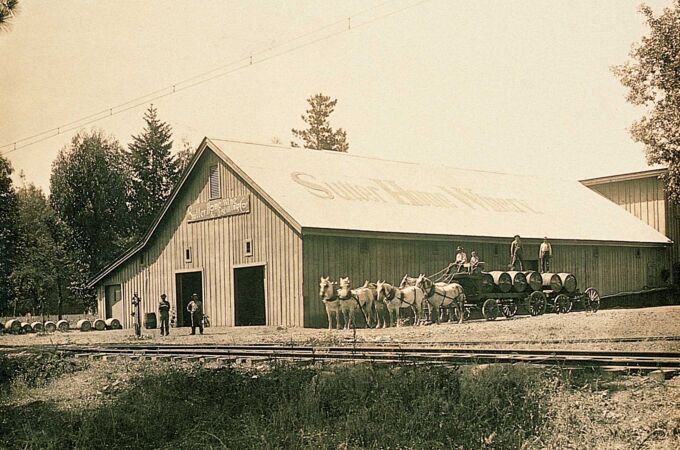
[{"x1": 1, "y1": 0, "x2": 431, "y2": 156}]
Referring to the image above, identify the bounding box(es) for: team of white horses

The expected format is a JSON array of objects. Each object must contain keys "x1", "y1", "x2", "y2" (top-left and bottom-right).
[{"x1": 318, "y1": 274, "x2": 466, "y2": 330}]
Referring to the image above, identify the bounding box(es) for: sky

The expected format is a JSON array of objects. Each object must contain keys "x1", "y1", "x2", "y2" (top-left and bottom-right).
[{"x1": 0, "y1": 0, "x2": 673, "y2": 193}]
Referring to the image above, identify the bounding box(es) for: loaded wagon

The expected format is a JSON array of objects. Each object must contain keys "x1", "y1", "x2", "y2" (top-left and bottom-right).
[
  {"x1": 444, "y1": 270, "x2": 548, "y2": 321},
  {"x1": 434, "y1": 266, "x2": 599, "y2": 321},
  {"x1": 541, "y1": 272, "x2": 600, "y2": 313}
]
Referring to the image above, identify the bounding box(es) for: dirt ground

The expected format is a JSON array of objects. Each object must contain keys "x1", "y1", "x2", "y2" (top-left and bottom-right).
[{"x1": 2, "y1": 305, "x2": 679, "y2": 352}]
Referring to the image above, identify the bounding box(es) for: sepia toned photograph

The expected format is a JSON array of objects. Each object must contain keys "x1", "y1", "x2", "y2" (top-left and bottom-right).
[{"x1": 1, "y1": 1, "x2": 679, "y2": 448}]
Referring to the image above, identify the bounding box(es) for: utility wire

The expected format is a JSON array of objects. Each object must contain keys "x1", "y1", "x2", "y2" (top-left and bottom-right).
[{"x1": 1, "y1": 0, "x2": 430, "y2": 156}]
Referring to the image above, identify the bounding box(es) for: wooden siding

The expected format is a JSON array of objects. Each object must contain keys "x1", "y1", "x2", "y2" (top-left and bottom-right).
[
  {"x1": 588, "y1": 176, "x2": 680, "y2": 266},
  {"x1": 588, "y1": 177, "x2": 666, "y2": 235},
  {"x1": 302, "y1": 234, "x2": 669, "y2": 327},
  {"x1": 96, "y1": 150, "x2": 304, "y2": 328}
]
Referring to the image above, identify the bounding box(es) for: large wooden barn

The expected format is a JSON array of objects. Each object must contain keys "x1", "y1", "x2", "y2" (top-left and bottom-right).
[{"x1": 89, "y1": 139, "x2": 672, "y2": 328}]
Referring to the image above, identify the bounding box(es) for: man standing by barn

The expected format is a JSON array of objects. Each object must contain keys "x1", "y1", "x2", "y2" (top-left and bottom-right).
[
  {"x1": 158, "y1": 294, "x2": 170, "y2": 336},
  {"x1": 187, "y1": 293, "x2": 204, "y2": 335}
]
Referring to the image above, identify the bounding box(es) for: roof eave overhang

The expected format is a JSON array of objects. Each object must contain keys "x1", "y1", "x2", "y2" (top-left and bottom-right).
[
  {"x1": 580, "y1": 168, "x2": 666, "y2": 186},
  {"x1": 301, "y1": 227, "x2": 672, "y2": 247}
]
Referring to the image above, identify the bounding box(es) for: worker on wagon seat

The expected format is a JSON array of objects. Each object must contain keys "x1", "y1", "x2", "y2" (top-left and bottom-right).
[
  {"x1": 539, "y1": 237, "x2": 552, "y2": 273},
  {"x1": 455, "y1": 246, "x2": 468, "y2": 273},
  {"x1": 510, "y1": 235, "x2": 523, "y2": 271},
  {"x1": 469, "y1": 251, "x2": 480, "y2": 272}
]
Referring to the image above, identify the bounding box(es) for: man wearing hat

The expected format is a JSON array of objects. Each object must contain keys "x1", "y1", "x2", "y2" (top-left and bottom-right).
[
  {"x1": 158, "y1": 293, "x2": 171, "y2": 336},
  {"x1": 539, "y1": 237, "x2": 552, "y2": 273},
  {"x1": 187, "y1": 293, "x2": 204, "y2": 335},
  {"x1": 454, "y1": 246, "x2": 468, "y2": 273}
]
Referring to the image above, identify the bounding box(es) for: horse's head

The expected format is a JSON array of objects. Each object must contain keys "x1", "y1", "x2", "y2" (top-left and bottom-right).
[
  {"x1": 319, "y1": 276, "x2": 335, "y2": 299},
  {"x1": 416, "y1": 273, "x2": 431, "y2": 292},
  {"x1": 338, "y1": 276, "x2": 352, "y2": 298},
  {"x1": 399, "y1": 274, "x2": 409, "y2": 288},
  {"x1": 376, "y1": 280, "x2": 391, "y2": 301}
]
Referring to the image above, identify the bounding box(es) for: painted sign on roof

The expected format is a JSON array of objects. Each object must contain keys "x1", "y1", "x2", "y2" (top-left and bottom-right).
[{"x1": 209, "y1": 139, "x2": 671, "y2": 244}]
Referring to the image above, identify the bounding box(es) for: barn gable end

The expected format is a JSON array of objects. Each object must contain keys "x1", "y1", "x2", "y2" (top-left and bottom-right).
[{"x1": 94, "y1": 140, "x2": 303, "y2": 328}]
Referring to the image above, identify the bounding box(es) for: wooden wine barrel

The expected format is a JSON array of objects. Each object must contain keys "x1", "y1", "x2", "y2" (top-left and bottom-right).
[
  {"x1": 523, "y1": 271, "x2": 543, "y2": 292},
  {"x1": 76, "y1": 319, "x2": 92, "y2": 332},
  {"x1": 56, "y1": 319, "x2": 70, "y2": 332},
  {"x1": 105, "y1": 318, "x2": 122, "y2": 330},
  {"x1": 489, "y1": 271, "x2": 513, "y2": 293},
  {"x1": 5, "y1": 319, "x2": 21, "y2": 333},
  {"x1": 479, "y1": 272, "x2": 495, "y2": 293},
  {"x1": 44, "y1": 321, "x2": 57, "y2": 333},
  {"x1": 92, "y1": 319, "x2": 106, "y2": 331},
  {"x1": 144, "y1": 312, "x2": 157, "y2": 329},
  {"x1": 31, "y1": 321, "x2": 43, "y2": 332},
  {"x1": 541, "y1": 273, "x2": 562, "y2": 292},
  {"x1": 21, "y1": 322, "x2": 33, "y2": 333},
  {"x1": 557, "y1": 273, "x2": 577, "y2": 294},
  {"x1": 506, "y1": 271, "x2": 527, "y2": 292}
]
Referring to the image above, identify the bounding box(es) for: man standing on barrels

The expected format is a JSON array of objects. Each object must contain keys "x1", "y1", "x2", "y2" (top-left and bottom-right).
[
  {"x1": 510, "y1": 235, "x2": 523, "y2": 271},
  {"x1": 158, "y1": 294, "x2": 170, "y2": 336},
  {"x1": 539, "y1": 237, "x2": 552, "y2": 273},
  {"x1": 187, "y1": 293, "x2": 204, "y2": 335}
]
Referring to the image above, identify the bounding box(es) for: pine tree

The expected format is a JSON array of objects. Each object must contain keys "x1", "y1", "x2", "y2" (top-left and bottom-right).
[
  {"x1": 0, "y1": 0, "x2": 19, "y2": 32},
  {"x1": 128, "y1": 105, "x2": 178, "y2": 238},
  {"x1": 291, "y1": 93, "x2": 349, "y2": 152},
  {"x1": 0, "y1": 155, "x2": 19, "y2": 314}
]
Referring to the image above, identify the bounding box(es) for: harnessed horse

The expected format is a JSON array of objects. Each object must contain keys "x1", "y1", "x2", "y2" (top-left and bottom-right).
[
  {"x1": 362, "y1": 281, "x2": 388, "y2": 328},
  {"x1": 417, "y1": 276, "x2": 466, "y2": 324},
  {"x1": 319, "y1": 277, "x2": 342, "y2": 330},
  {"x1": 375, "y1": 280, "x2": 426, "y2": 327},
  {"x1": 337, "y1": 277, "x2": 374, "y2": 329}
]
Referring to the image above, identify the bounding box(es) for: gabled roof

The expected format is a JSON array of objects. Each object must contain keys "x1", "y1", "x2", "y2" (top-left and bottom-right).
[
  {"x1": 211, "y1": 139, "x2": 671, "y2": 245},
  {"x1": 580, "y1": 167, "x2": 666, "y2": 186},
  {"x1": 90, "y1": 138, "x2": 671, "y2": 287}
]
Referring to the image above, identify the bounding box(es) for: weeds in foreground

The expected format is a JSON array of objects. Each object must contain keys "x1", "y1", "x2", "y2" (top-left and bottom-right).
[{"x1": 0, "y1": 358, "x2": 552, "y2": 450}]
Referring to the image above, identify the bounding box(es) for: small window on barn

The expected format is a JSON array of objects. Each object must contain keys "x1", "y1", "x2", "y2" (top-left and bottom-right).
[
  {"x1": 244, "y1": 239, "x2": 253, "y2": 257},
  {"x1": 493, "y1": 245, "x2": 499, "y2": 256},
  {"x1": 209, "y1": 165, "x2": 221, "y2": 200},
  {"x1": 636, "y1": 248, "x2": 641, "y2": 259},
  {"x1": 359, "y1": 239, "x2": 369, "y2": 254},
  {"x1": 184, "y1": 247, "x2": 192, "y2": 263},
  {"x1": 593, "y1": 247, "x2": 599, "y2": 259}
]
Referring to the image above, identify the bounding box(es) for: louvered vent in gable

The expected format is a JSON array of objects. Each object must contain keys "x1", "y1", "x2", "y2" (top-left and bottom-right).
[{"x1": 209, "y1": 165, "x2": 221, "y2": 199}]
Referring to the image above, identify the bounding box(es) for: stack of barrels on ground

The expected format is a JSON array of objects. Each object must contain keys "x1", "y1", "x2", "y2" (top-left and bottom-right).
[
  {"x1": 0, "y1": 317, "x2": 122, "y2": 334},
  {"x1": 451, "y1": 269, "x2": 599, "y2": 321}
]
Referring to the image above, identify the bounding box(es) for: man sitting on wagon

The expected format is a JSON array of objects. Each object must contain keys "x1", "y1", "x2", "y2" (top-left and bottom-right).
[
  {"x1": 469, "y1": 251, "x2": 480, "y2": 272},
  {"x1": 454, "y1": 246, "x2": 468, "y2": 273}
]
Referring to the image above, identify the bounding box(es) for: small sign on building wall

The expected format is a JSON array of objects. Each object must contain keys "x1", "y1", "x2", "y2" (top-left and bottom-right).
[{"x1": 187, "y1": 194, "x2": 250, "y2": 223}]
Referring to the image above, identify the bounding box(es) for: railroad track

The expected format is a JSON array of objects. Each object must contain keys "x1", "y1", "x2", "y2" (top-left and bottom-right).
[
  {"x1": 335, "y1": 335, "x2": 680, "y2": 347},
  {"x1": 51, "y1": 343, "x2": 680, "y2": 374}
]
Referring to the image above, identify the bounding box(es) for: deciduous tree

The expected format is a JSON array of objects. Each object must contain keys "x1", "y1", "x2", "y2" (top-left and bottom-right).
[
  {"x1": 613, "y1": 1, "x2": 680, "y2": 200},
  {"x1": 50, "y1": 130, "x2": 132, "y2": 274},
  {"x1": 291, "y1": 93, "x2": 349, "y2": 152},
  {"x1": 10, "y1": 183, "x2": 80, "y2": 317}
]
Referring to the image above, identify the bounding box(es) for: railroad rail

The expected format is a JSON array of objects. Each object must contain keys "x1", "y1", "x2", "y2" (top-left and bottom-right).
[{"x1": 44, "y1": 343, "x2": 680, "y2": 374}]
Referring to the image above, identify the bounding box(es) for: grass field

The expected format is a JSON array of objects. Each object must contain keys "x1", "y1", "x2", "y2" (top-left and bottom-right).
[{"x1": 1, "y1": 352, "x2": 678, "y2": 450}]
